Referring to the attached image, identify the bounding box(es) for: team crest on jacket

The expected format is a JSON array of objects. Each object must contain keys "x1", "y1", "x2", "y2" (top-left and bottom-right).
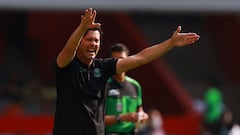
[{"x1": 93, "y1": 68, "x2": 101, "y2": 78}]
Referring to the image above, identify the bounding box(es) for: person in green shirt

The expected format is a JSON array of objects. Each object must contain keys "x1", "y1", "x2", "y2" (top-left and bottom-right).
[
  {"x1": 105, "y1": 43, "x2": 148, "y2": 135},
  {"x1": 203, "y1": 83, "x2": 224, "y2": 135}
]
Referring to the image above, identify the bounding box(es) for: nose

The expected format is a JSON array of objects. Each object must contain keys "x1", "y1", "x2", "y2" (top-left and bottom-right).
[
  {"x1": 89, "y1": 41, "x2": 95, "y2": 46},
  {"x1": 91, "y1": 41, "x2": 98, "y2": 48},
  {"x1": 90, "y1": 43, "x2": 97, "y2": 49}
]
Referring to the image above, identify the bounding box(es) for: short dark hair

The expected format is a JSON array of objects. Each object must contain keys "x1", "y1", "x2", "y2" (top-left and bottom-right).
[
  {"x1": 109, "y1": 43, "x2": 130, "y2": 56},
  {"x1": 83, "y1": 27, "x2": 103, "y2": 37}
]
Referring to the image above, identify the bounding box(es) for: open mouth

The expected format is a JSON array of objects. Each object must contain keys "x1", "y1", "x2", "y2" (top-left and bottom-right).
[{"x1": 87, "y1": 49, "x2": 96, "y2": 55}]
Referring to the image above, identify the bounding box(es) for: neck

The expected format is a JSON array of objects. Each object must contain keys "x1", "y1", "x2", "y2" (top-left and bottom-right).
[{"x1": 77, "y1": 55, "x2": 93, "y2": 68}]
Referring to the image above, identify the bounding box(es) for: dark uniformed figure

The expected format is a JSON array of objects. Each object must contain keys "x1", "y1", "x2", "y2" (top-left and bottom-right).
[{"x1": 53, "y1": 8, "x2": 200, "y2": 135}]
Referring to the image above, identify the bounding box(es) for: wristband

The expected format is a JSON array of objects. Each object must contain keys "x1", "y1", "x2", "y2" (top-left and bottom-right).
[{"x1": 115, "y1": 114, "x2": 121, "y2": 123}]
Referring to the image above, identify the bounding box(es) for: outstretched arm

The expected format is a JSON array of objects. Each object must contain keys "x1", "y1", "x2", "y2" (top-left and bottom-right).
[
  {"x1": 56, "y1": 8, "x2": 101, "y2": 68},
  {"x1": 116, "y1": 26, "x2": 200, "y2": 74}
]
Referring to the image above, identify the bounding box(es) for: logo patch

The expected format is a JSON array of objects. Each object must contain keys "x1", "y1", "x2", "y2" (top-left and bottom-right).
[{"x1": 93, "y1": 68, "x2": 102, "y2": 78}]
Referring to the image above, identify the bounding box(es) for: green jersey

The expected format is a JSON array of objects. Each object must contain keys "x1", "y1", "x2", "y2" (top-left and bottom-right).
[{"x1": 105, "y1": 76, "x2": 142, "y2": 133}]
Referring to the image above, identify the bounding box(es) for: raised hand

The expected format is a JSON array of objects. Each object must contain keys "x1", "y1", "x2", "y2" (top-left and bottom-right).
[
  {"x1": 171, "y1": 26, "x2": 200, "y2": 47},
  {"x1": 80, "y1": 8, "x2": 101, "y2": 30}
]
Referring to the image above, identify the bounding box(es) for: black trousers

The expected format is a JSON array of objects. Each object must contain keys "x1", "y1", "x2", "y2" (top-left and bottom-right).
[{"x1": 106, "y1": 133, "x2": 134, "y2": 135}]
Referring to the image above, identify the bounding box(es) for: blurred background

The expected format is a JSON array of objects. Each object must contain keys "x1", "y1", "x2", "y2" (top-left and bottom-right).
[{"x1": 0, "y1": 0, "x2": 240, "y2": 135}]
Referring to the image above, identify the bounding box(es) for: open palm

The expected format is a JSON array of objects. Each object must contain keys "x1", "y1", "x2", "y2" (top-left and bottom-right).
[
  {"x1": 171, "y1": 26, "x2": 200, "y2": 47},
  {"x1": 81, "y1": 8, "x2": 101, "y2": 29}
]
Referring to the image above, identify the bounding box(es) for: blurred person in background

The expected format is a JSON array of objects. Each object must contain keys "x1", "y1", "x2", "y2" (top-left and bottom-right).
[
  {"x1": 53, "y1": 7, "x2": 200, "y2": 135},
  {"x1": 219, "y1": 109, "x2": 234, "y2": 135},
  {"x1": 203, "y1": 79, "x2": 225, "y2": 135},
  {"x1": 137, "y1": 109, "x2": 167, "y2": 135},
  {"x1": 105, "y1": 43, "x2": 148, "y2": 135}
]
